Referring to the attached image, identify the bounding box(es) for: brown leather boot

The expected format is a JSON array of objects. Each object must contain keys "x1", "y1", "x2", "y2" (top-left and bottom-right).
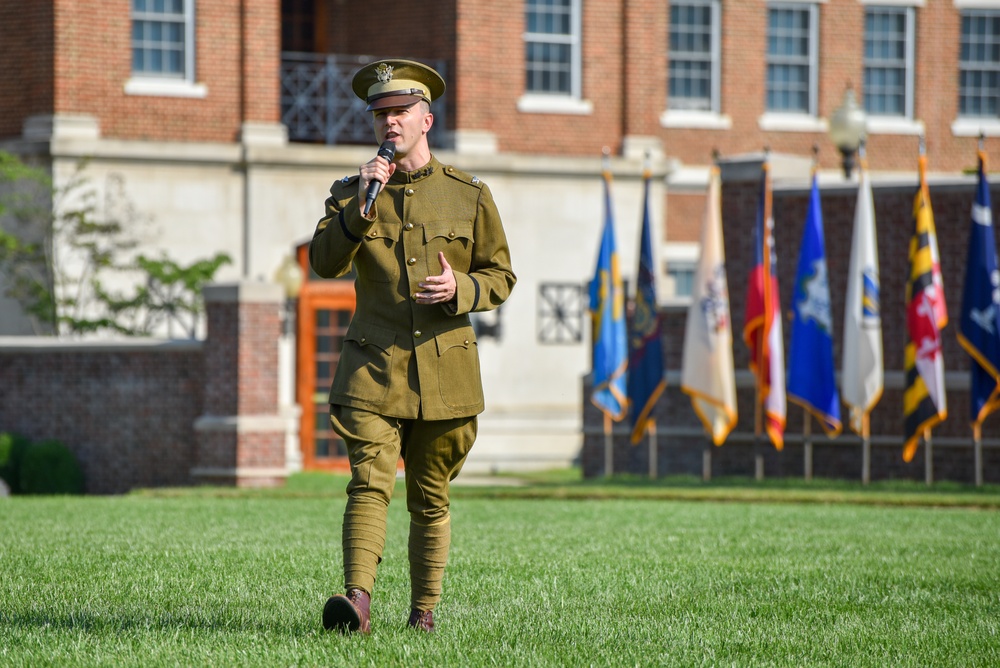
[
  {"x1": 322, "y1": 588, "x2": 371, "y2": 634},
  {"x1": 407, "y1": 608, "x2": 434, "y2": 632}
]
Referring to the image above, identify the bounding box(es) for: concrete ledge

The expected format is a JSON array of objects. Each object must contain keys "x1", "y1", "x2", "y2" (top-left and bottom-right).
[
  {"x1": 0, "y1": 337, "x2": 202, "y2": 353},
  {"x1": 23, "y1": 113, "x2": 100, "y2": 141},
  {"x1": 193, "y1": 414, "x2": 289, "y2": 433},
  {"x1": 203, "y1": 281, "x2": 283, "y2": 304},
  {"x1": 190, "y1": 466, "x2": 288, "y2": 488}
]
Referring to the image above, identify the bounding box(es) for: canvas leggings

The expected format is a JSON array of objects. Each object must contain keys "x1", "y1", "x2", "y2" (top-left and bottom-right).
[{"x1": 329, "y1": 404, "x2": 477, "y2": 612}]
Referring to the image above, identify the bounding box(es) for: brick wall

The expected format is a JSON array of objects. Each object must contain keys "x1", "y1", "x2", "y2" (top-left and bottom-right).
[
  {"x1": 6, "y1": 1, "x2": 996, "y2": 172},
  {"x1": 0, "y1": 343, "x2": 204, "y2": 494},
  {"x1": 0, "y1": 281, "x2": 288, "y2": 494},
  {"x1": 17, "y1": 0, "x2": 281, "y2": 144},
  {"x1": 663, "y1": 1, "x2": 996, "y2": 174},
  {"x1": 0, "y1": 1, "x2": 54, "y2": 138},
  {"x1": 583, "y1": 161, "x2": 1000, "y2": 483}
]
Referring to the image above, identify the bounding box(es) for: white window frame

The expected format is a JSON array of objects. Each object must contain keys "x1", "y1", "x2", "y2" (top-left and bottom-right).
[
  {"x1": 862, "y1": 5, "x2": 916, "y2": 119},
  {"x1": 125, "y1": 0, "x2": 206, "y2": 98},
  {"x1": 957, "y1": 7, "x2": 1000, "y2": 117},
  {"x1": 761, "y1": 2, "x2": 820, "y2": 124},
  {"x1": 518, "y1": 0, "x2": 591, "y2": 115},
  {"x1": 667, "y1": 0, "x2": 722, "y2": 113}
]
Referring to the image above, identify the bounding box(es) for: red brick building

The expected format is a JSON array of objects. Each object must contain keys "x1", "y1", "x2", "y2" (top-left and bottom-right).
[{"x1": 1, "y1": 1, "x2": 998, "y2": 480}]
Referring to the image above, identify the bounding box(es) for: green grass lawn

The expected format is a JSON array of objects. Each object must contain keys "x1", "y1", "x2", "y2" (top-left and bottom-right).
[{"x1": 1, "y1": 471, "x2": 998, "y2": 667}]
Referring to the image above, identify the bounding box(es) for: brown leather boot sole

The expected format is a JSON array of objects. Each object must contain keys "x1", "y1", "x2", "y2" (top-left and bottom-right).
[{"x1": 322, "y1": 591, "x2": 371, "y2": 634}]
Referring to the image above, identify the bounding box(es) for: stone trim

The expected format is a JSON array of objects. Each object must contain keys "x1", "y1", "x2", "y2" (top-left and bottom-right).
[
  {"x1": 202, "y1": 281, "x2": 283, "y2": 304},
  {"x1": 193, "y1": 415, "x2": 288, "y2": 433}
]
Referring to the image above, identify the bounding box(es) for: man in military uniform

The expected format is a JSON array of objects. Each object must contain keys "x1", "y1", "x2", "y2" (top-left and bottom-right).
[{"x1": 311, "y1": 59, "x2": 516, "y2": 634}]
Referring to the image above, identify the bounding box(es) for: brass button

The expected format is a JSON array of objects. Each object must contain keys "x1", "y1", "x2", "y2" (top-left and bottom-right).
[
  {"x1": 464, "y1": 339, "x2": 470, "y2": 345},
  {"x1": 407, "y1": 257, "x2": 417, "y2": 265},
  {"x1": 405, "y1": 188, "x2": 415, "y2": 196},
  {"x1": 414, "y1": 330, "x2": 422, "y2": 338},
  {"x1": 448, "y1": 231, "x2": 456, "y2": 238},
  {"x1": 368, "y1": 230, "x2": 378, "y2": 238},
  {"x1": 360, "y1": 337, "x2": 366, "y2": 343},
  {"x1": 404, "y1": 222, "x2": 414, "y2": 231}
]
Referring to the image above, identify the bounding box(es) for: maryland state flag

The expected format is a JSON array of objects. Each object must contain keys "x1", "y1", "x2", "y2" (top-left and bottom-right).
[
  {"x1": 958, "y1": 150, "x2": 1000, "y2": 428},
  {"x1": 743, "y1": 161, "x2": 786, "y2": 449},
  {"x1": 903, "y1": 154, "x2": 948, "y2": 462},
  {"x1": 681, "y1": 166, "x2": 738, "y2": 444},
  {"x1": 589, "y1": 170, "x2": 629, "y2": 421},
  {"x1": 787, "y1": 171, "x2": 842, "y2": 436},
  {"x1": 627, "y1": 168, "x2": 666, "y2": 443}
]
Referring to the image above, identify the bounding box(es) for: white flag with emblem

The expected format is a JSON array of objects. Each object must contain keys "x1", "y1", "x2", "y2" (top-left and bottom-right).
[{"x1": 841, "y1": 168, "x2": 884, "y2": 434}]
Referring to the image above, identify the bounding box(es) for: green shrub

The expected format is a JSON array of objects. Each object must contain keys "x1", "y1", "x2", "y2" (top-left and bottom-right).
[
  {"x1": 19, "y1": 439, "x2": 84, "y2": 495},
  {"x1": 0, "y1": 432, "x2": 31, "y2": 494}
]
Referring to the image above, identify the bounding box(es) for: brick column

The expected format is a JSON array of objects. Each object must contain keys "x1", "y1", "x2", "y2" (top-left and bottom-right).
[{"x1": 192, "y1": 281, "x2": 287, "y2": 487}]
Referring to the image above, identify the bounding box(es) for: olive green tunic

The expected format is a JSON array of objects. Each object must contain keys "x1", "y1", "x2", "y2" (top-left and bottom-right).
[{"x1": 309, "y1": 156, "x2": 516, "y2": 420}]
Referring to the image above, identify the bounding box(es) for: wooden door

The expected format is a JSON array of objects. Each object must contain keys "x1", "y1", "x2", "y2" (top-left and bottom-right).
[{"x1": 295, "y1": 245, "x2": 354, "y2": 471}]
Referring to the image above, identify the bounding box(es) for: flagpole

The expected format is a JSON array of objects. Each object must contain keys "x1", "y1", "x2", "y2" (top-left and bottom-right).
[
  {"x1": 755, "y1": 155, "x2": 765, "y2": 484},
  {"x1": 861, "y1": 412, "x2": 871, "y2": 486},
  {"x1": 703, "y1": 442, "x2": 712, "y2": 482},
  {"x1": 802, "y1": 410, "x2": 813, "y2": 481},
  {"x1": 604, "y1": 413, "x2": 613, "y2": 477},
  {"x1": 754, "y1": 390, "x2": 765, "y2": 481},
  {"x1": 974, "y1": 423, "x2": 983, "y2": 487},
  {"x1": 924, "y1": 427, "x2": 933, "y2": 486},
  {"x1": 647, "y1": 421, "x2": 657, "y2": 479}
]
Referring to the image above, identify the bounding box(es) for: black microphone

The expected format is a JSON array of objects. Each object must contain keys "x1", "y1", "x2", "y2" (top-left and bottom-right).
[{"x1": 363, "y1": 141, "x2": 396, "y2": 215}]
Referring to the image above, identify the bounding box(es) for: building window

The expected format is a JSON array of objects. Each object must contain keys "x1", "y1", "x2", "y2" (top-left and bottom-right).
[
  {"x1": 538, "y1": 283, "x2": 585, "y2": 344},
  {"x1": 959, "y1": 10, "x2": 1000, "y2": 118},
  {"x1": 131, "y1": 0, "x2": 195, "y2": 80},
  {"x1": 766, "y1": 3, "x2": 818, "y2": 114},
  {"x1": 668, "y1": 1, "x2": 721, "y2": 112},
  {"x1": 666, "y1": 264, "x2": 696, "y2": 299},
  {"x1": 524, "y1": 0, "x2": 581, "y2": 97},
  {"x1": 863, "y1": 6, "x2": 915, "y2": 118}
]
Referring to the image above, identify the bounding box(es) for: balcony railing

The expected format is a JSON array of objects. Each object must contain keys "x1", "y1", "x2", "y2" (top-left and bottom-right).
[{"x1": 280, "y1": 53, "x2": 448, "y2": 147}]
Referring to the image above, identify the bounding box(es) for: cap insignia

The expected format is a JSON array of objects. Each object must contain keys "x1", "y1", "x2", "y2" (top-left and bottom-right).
[{"x1": 375, "y1": 63, "x2": 394, "y2": 83}]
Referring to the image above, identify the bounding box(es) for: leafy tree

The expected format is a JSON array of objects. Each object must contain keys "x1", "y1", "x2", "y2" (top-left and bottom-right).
[{"x1": 0, "y1": 151, "x2": 231, "y2": 337}]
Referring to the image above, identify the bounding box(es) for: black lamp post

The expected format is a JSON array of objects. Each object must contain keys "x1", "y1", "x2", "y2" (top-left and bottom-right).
[{"x1": 828, "y1": 86, "x2": 867, "y2": 178}]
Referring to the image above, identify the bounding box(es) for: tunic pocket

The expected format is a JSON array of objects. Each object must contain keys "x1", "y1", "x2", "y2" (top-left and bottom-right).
[
  {"x1": 434, "y1": 327, "x2": 483, "y2": 410},
  {"x1": 423, "y1": 220, "x2": 474, "y2": 273},
  {"x1": 331, "y1": 321, "x2": 396, "y2": 404},
  {"x1": 357, "y1": 221, "x2": 400, "y2": 284}
]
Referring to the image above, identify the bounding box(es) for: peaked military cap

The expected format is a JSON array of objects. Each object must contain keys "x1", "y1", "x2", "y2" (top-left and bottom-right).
[{"x1": 351, "y1": 59, "x2": 446, "y2": 111}]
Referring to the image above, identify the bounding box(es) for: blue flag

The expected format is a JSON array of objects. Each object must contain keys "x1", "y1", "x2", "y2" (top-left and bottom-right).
[
  {"x1": 589, "y1": 171, "x2": 629, "y2": 421},
  {"x1": 958, "y1": 151, "x2": 1000, "y2": 427},
  {"x1": 787, "y1": 173, "x2": 842, "y2": 436},
  {"x1": 627, "y1": 170, "x2": 666, "y2": 443}
]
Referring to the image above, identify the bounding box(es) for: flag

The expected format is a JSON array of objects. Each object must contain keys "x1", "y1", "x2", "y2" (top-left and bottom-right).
[
  {"x1": 903, "y1": 154, "x2": 948, "y2": 462},
  {"x1": 841, "y1": 167, "x2": 884, "y2": 435},
  {"x1": 788, "y1": 172, "x2": 842, "y2": 436},
  {"x1": 957, "y1": 150, "x2": 1000, "y2": 428},
  {"x1": 743, "y1": 161, "x2": 786, "y2": 449},
  {"x1": 682, "y1": 166, "x2": 737, "y2": 444},
  {"x1": 627, "y1": 168, "x2": 666, "y2": 443},
  {"x1": 589, "y1": 170, "x2": 629, "y2": 421}
]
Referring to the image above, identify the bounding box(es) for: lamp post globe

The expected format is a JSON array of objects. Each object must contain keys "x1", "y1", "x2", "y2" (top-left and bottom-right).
[{"x1": 829, "y1": 86, "x2": 867, "y2": 178}]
